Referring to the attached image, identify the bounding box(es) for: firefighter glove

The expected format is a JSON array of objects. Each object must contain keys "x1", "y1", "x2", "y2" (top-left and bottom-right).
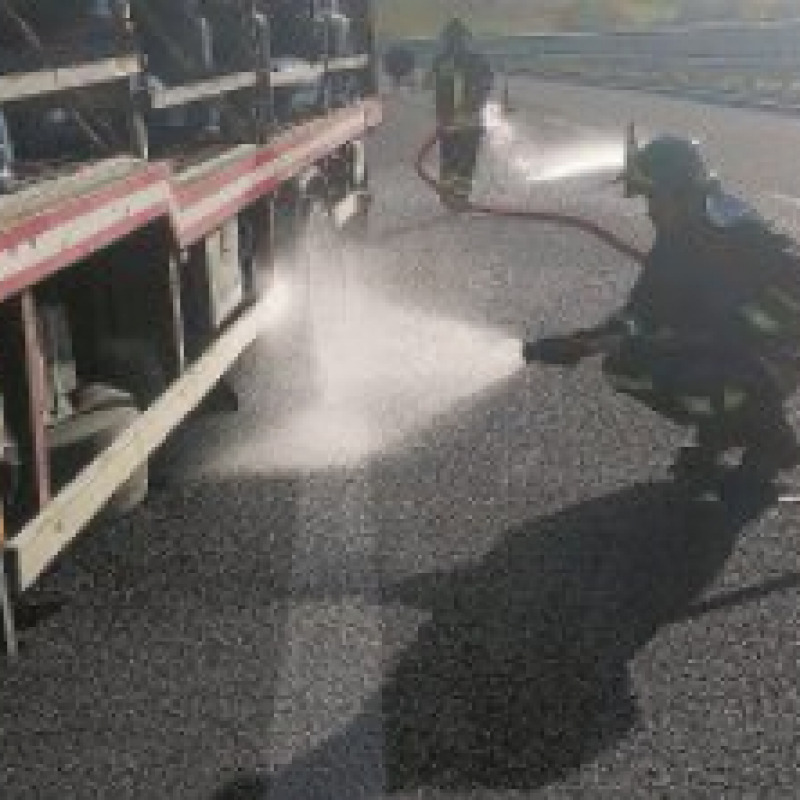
[{"x1": 522, "y1": 334, "x2": 592, "y2": 366}]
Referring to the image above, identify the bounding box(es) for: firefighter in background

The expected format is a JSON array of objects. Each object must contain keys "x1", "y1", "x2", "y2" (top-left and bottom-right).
[
  {"x1": 426, "y1": 18, "x2": 493, "y2": 209},
  {"x1": 524, "y1": 134, "x2": 800, "y2": 487}
]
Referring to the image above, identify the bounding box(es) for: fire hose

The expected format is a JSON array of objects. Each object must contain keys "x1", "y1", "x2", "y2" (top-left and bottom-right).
[{"x1": 415, "y1": 129, "x2": 647, "y2": 266}]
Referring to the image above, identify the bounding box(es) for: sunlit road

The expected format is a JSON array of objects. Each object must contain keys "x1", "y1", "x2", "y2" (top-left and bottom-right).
[{"x1": 3, "y1": 80, "x2": 800, "y2": 799}]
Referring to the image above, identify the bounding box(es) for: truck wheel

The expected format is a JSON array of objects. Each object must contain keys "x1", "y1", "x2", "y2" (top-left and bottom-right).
[
  {"x1": 94, "y1": 339, "x2": 170, "y2": 485},
  {"x1": 95, "y1": 339, "x2": 168, "y2": 410},
  {"x1": 49, "y1": 384, "x2": 147, "y2": 516}
]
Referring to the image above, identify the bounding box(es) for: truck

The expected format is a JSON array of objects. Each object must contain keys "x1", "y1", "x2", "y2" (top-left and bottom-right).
[{"x1": 0, "y1": 0, "x2": 382, "y2": 655}]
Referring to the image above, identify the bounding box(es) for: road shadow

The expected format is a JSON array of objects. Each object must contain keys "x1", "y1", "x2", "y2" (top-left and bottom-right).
[{"x1": 213, "y1": 476, "x2": 775, "y2": 798}]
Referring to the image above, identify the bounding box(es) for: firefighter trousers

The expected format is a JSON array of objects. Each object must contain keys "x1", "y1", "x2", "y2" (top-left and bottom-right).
[
  {"x1": 438, "y1": 126, "x2": 482, "y2": 198},
  {"x1": 601, "y1": 337, "x2": 797, "y2": 458}
]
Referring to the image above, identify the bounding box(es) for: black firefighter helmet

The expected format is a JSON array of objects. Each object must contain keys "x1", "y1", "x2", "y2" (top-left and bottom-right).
[
  {"x1": 619, "y1": 125, "x2": 713, "y2": 199},
  {"x1": 440, "y1": 17, "x2": 472, "y2": 50}
]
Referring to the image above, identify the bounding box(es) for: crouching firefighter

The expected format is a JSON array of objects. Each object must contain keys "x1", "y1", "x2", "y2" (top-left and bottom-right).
[
  {"x1": 425, "y1": 18, "x2": 493, "y2": 209},
  {"x1": 524, "y1": 131, "x2": 800, "y2": 487}
]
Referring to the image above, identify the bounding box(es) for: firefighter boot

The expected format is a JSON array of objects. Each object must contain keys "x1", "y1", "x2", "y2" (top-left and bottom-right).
[
  {"x1": 738, "y1": 413, "x2": 800, "y2": 486},
  {"x1": 670, "y1": 445, "x2": 721, "y2": 484},
  {"x1": 669, "y1": 420, "x2": 731, "y2": 490}
]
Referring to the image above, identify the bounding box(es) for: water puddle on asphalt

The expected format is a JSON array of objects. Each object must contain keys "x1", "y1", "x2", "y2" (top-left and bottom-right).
[{"x1": 216, "y1": 224, "x2": 522, "y2": 473}]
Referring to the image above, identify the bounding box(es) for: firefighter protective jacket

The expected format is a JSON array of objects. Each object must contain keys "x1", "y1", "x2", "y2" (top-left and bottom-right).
[
  {"x1": 617, "y1": 192, "x2": 800, "y2": 385},
  {"x1": 429, "y1": 45, "x2": 493, "y2": 129}
]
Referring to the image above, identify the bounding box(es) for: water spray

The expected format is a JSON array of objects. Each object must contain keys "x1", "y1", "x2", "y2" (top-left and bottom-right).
[
  {"x1": 202, "y1": 212, "x2": 522, "y2": 475},
  {"x1": 416, "y1": 118, "x2": 647, "y2": 266}
]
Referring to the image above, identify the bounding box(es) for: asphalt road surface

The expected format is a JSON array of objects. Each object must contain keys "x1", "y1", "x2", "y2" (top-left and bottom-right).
[{"x1": 3, "y1": 79, "x2": 800, "y2": 799}]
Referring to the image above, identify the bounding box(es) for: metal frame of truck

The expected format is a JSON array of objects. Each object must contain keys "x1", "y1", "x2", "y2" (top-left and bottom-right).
[{"x1": 0, "y1": 0, "x2": 381, "y2": 656}]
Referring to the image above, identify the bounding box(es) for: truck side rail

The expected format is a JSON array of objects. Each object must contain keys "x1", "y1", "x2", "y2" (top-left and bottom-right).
[
  {"x1": 0, "y1": 157, "x2": 172, "y2": 303},
  {"x1": 149, "y1": 55, "x2": 370, "y2": 111},
  {"x1": 149, "y1": 70, "x2": 259, "y2": 111},
  {"x1": 327, "y1": 55, "x2": 371, "y2": 73},
  {"x1": 0, "y1": 54, "x2": 142, "y2": 104},
  {"x1": 0, "y1": 53, "x2": 370, "y2": 110},
  {"x1": 174, "y1": 99, "x2": 381, "y2": 246},
  {"x1": 0, "y1": 99, "x2": 381, "y2": 300}
]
